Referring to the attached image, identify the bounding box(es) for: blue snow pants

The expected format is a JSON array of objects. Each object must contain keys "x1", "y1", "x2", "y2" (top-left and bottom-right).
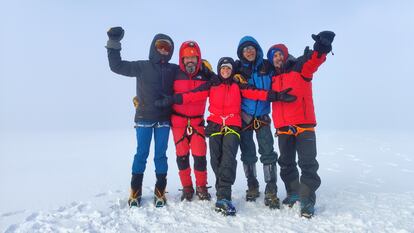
[{"x1": 131, "y1": 121, "x2": 170, "y2": 175}]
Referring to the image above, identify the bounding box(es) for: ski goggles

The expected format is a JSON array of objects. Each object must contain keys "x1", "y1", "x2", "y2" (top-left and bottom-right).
[{"x1": 155, "y1": 39, "x2": 172, "y2": 53}]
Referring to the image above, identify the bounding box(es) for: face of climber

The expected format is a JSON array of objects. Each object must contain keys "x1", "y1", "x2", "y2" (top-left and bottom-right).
[
  {"x1": 220, "y1": 66, "x2": 232, "y2": 79},
  {"x1": 273, "y1": 51, "x2": 284, "y2": 69},
  {"x1": 183, "y1": 56, "x2": 198, "y2": 74},
  {"x1": 242, "y1": 45, "x2": 256, "y2": 62}
]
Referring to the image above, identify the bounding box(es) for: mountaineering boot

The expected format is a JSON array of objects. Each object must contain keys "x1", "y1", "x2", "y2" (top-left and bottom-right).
[
  {"x1": 263, "y1": 163, "x2": 280, "y2": 209},
  {"x1": 300, "y1": 197, "x2": 315, "y2": 218},
  {"x1": 129, "y1": 173, "x2": 143, "y2": 207},
  {"x1": 179, "y1": 186, "x2": 194, "y2": 201},
  {"x1": 215, "y1": 199, "x2": 236, "y2": 216},
  {"x1": 154, "y1": 187, "x2": 167, "y2": 207},
  {"x1": 243, "y1": 163, "x2": 260, "y2": 201},
  {"x1": 195, "y1": 186, "x2": 211, "y2": 201},
  {"x1": 282, "y1": 178, "x2": 300, "y2": 207},
  {"x1": 282, "y1": 193, "x2": 300, "y2": 207},
  {"x1": 128, "y1": 188, "x2": 142, "y2": 207},
  {"x1": 154, "y1": 174, "x2": 167, "y2": 207}
]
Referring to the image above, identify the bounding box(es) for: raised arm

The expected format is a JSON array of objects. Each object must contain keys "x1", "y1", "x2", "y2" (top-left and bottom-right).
[
  {"x1": 293, "y1": 31, "x2": 335, "y2": 80},
  {"x1": 106, "y1": 27, "x2": 142, "y2": 77}
]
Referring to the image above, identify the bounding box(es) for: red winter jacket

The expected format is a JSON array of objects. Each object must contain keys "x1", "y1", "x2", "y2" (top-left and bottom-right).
[
  {"x1": 270, "y1": 50, "x2": 327, "y2": 128},
  {"x1": 172, "y1": 41, "x2": 213, "y2": 128},
  {"x1": 181, "y1": 80, "x2": 269, "y2": 128}
]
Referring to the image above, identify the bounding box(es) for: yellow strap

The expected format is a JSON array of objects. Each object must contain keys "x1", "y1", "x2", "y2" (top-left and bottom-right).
[{"x1": 211, "y1": 126, "x2": 240, "y2": 139}]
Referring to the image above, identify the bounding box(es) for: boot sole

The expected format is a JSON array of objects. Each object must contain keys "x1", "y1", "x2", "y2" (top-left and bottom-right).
[
  {"x1": 265, "y1": 201, "x2": 280, "y2": 209},
  {"x1": 245, "y1": 193, "x2": 260, "y2": 202},
  {"x1": 282, "y1": 201, "x2": 298, "y2": 208},
  {"x1": 301, "y1": 212, "x2": 313, "y2": 219},
  {"x1": 215, "y1": 207, "x2": 236, "y2": 216}
]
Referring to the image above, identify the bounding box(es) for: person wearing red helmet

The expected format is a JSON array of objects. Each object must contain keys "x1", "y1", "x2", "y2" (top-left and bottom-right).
[
  {"x1": 267, "y1": 31, "x2": 335, "y2": 218},
  {"x1": 170, "y1": 41, "x2": 215, "y2": 201}
]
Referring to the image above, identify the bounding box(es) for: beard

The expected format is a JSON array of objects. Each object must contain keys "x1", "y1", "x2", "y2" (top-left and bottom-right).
[
  {"x1": 185, "y1": 63, "x2": 196, "y2": 74},
  {"x1": 274, "y1": 61, "x2": 284, "y2": 69}
]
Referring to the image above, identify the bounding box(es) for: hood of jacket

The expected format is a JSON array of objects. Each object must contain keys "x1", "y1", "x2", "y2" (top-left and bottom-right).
[
  {"x1": 237, "y1": 36, "x2": 264, "y2": 70},
  {"x1": 149, "y1": 33, "x2": 174, "y2": 64}
]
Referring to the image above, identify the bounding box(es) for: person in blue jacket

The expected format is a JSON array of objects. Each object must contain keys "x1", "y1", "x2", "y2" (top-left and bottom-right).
[{"x1": 234, "y1": 36, "x2": 279, "y2": 209}]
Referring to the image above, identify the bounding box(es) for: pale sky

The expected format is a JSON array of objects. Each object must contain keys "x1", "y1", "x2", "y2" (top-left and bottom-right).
[{"x1": 1, "y1": 0, "x2": 413, "y2": 131}]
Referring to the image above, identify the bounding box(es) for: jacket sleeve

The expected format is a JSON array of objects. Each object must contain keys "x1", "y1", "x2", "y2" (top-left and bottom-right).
[
  {"x1": 181, "y1": 81, "x2": 211, "y2": 104},
  {"x1": 239, "y1": 83, "x2": 268, "y2": 101},
  {"x1": 293, "y1": 47, "x2": 327, "y2": 80},
  {"x1": 107, "y1": 48, "x2": 143, "y2": 77}
]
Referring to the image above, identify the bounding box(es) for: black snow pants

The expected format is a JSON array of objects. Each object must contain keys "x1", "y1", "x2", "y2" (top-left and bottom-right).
[
  {"x1": 277, "y1": 129, "x2": 321, "y2": 204},
  {"x1": 207, "y1": 123, "x2": 240, "y2": 201}
]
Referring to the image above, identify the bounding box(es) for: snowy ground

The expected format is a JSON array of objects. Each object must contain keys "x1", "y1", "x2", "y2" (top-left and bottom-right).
[{"x1": 1, "y1": 129, "x2": 413, "y2": 233}]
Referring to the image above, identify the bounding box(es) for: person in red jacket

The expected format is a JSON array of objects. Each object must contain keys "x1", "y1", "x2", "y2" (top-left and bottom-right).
[
  {"x1": 171, "y1": 41, "x2": 215, "y2": 201},
  {"x1": 266, "y1": 31, "x2": 335, "y2": 218},
  {"x1": 156, "y1": 57, "x2": 296, "y2": 215}
]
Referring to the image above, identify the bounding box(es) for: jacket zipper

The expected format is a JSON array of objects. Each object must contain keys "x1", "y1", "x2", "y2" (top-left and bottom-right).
[{"x1": 302, "y1": 97, "x2": 307, "y2": 119}]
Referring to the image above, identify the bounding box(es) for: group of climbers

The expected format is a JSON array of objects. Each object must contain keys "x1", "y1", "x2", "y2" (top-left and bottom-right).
[{"x1": 106, "y1": 26, "x2": 335, "y2": 218}]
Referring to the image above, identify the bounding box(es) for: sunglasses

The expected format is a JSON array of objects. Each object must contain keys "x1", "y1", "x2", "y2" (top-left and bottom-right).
[
  {"x1": 243, "y1": 45, "x2": 256, "y2": 53},
  {"x1": 155, "y1": 39, "x2": 172, "y2": 53}
]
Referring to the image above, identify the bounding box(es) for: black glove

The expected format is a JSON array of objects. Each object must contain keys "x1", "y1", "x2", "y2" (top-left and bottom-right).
[
  {"x1": 107, "y1": 27, "x2": 124, "y2": 41},
  {"x1": 106, "y1": 27, "x2": 124, "y2": 50},
  {"x1": 235, "y1": 60, "x2": 252, "y2": 78},
  {"x1": 204, "y1": 122, "x2": 221, "y2": 137},
  {"x1": 267, "y1": 88, "x2": 297, "y2": 102},
  {"x1": 154, "y1": 94, "x2": 183, "y2": 107},
  {"x1": 210, "y1": 74, "x2": 222, "y2": 86},
  {"x1": 312, "y1": 31, "x2": 335, "y2": 57}
]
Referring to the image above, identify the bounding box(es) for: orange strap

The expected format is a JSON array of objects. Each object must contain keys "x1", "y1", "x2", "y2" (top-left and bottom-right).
[{"x1": 277, "y1": 125, "x2": 315, "y2": 137}]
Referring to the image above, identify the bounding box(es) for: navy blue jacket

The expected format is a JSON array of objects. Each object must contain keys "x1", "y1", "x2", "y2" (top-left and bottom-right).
[{"x1": 107, "y1": 34, "x2": 179, "y2": 122}]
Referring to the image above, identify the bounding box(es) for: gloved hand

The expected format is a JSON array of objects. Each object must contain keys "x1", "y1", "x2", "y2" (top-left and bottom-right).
[
  {"x1": 312, "y1": 31, "x2": 335, "y2": 57},
  {"x1": 204, "y1": 122, "x2": 221, "y2": 137},
  {"x1": 209, "y1": 74, "x2": 222, "y2": 86},
  {"x1": 154, "y1": 94, "x2": 183, "y2": 107},
  {"x1": 133, "y1": 96, "x2": 139, "y2": 108},
  {"x1": 106, "y1": 26, "x2": 124, "y2": 50},
  {"x1": 267, "y1": 88, "x2": 297, "y2": 102},
  {"x1": 233, "y1": 74, "x2": 248, "y2": 84},
  {"x1": 107, "y1": 27, "x2": 124, "y2": 41},
  {"x1": 235, "y1": 60, "x2": 252, "y2": 78}
]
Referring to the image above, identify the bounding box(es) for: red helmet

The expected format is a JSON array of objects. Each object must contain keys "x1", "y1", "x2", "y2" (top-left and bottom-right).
[{"x1": 179, "y1": 41, "x2": 202, "y2": 76}]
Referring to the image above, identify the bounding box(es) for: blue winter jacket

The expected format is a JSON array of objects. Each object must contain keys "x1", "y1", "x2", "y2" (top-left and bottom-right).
[{"x1": 236, "y1": 36, "x2": 272, "y2": 117}]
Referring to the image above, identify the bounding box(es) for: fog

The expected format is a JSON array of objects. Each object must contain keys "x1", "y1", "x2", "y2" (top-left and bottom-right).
[{"x1": 1, "y1": 0, "x2": 413, "y2": 132}]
